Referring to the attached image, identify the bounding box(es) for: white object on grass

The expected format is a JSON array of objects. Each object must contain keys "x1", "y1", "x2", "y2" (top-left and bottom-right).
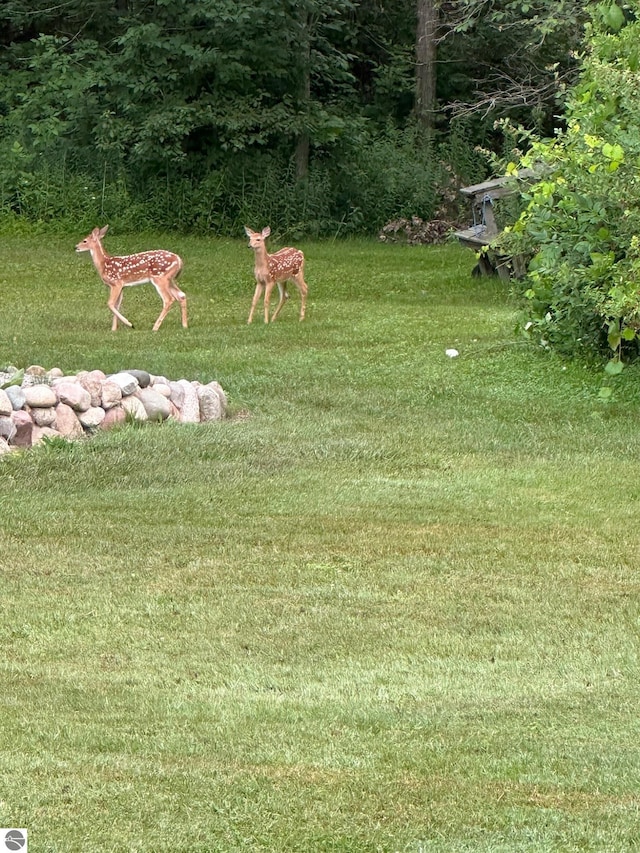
[{"x1": 445, "y1": 348, "x2": 459, "y2": 358}]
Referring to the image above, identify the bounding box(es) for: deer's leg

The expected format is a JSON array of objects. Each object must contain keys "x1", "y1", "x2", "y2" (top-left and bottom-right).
[
  {"x1": 293, "y1": 271, "x2": 308, "y2": 321},
  {"x1": 151, "y1": 277, "x2": 176, "y2": 332},
  {"x1": 270, "y1": 283, "x2": 289, "y2": 322},
  {"x1": 170, "y1": 282, "x2": 188, "y2": 328},
  {"x1": 264, "y1": 279, "x2": 277, "y2": 323},
  {"x1": 111, "y1": 290, "x2": 125, "y2": 331},
  {"x1": 108, "y1": 283, "x2": 133, "y2": 329},
  {"x1": 248, "y1": 282, "x2": 264, "y2": 324}
]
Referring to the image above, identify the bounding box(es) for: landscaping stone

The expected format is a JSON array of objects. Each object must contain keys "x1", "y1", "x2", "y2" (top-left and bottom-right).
[
  {"x1": 78, "y1": 373, "x2": 104, "y2": 407},
  {"x1": 101, "y1": 380, "x2": 123, "y2": 409},
  {"x1": 24, "y1": 385, "x2": 57, "y2": 407},
  {"x1": 136, "y1": 387, "x2": 171, "y2": 421},
  {"x1": 54, "y1": 381, "x2": 92, "y2": 412},
  {"x1": 31, "y1": 406, "x2": 56, "y2": 427},
  {"x1": 168, "y1": 381, "x2": 185, "y2": 409},
  {"x1": 0, "y1": 366, "x2": 228, "y2": 452},
  {"x1": 176, "y1": 379, "x2": 200, "y2": 423},
  {"x1": 0, "y1": 416, "x2": 16, "y2": 442},
  {"x1": 78, "y1": 406, "x2": 106, "y2": 429},
  {"x1": 0, "y1": 389, "x2": 12, "y2": 416},
  {"x1": 0, "y1": 366, "x2": 21, "y2": 387},
  {"x1": 54, "y1": 403, "x2": 84, "y2": 439},
  {"x1": 109, "y1": 372, "x2": 139, "y2": 396},
  {"x1": 10, "y1": 410, "x2": 34, "y2": 447},
  {"x1": 101, "y1": 405, "x2": 127, "y2": 430},
  {"x1": 125, "y1": 369, "x2": 151, "y2": 388},
  {"x1": 32, "y1": 426, "x2": 61, "y2": 444},
  {"x1": 152, "y1": 382, "x2": 172, "y2": 399},
  {"x1": 198, "y1": 384, "x2": 223, "y2": 422},
  {"x1": 5, "y1": 386, "x2": 26, "y2": 410},
  {"x1": 121, "y1": 395, "x2": 148, "y2": 422}
]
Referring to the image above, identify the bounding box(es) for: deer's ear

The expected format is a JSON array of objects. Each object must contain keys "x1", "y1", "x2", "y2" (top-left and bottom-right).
[
  {"x1": 262, "y1": 226, "x2": 271, "y2": 238},
  {"x1": 98, "y1": 225, "x2": 109, "y2": 238},
  {"x1": 244, "y1": 226, "x2": 252, "y2": 236}
]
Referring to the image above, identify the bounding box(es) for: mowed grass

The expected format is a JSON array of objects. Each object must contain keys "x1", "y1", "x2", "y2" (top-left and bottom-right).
[{"x1": 1, "y1": 232, "x2": 640, "y2": 852}]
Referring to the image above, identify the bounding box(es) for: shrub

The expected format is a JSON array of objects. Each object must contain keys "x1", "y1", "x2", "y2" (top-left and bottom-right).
[{"x1": 504, "y1": 4, "x2": 640, "y2": 366}]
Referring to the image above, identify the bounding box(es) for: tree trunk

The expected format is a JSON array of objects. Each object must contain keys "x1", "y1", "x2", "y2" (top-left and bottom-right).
[
  {"x1": 295, "y1": 62, "x2": 311, "y2": 181},
  {"x1": 295, "y1": 12, "x2": 312, "y2": 181},
  {"x1": 415, "y1": 0, "x2": 439, "y2": 135}
]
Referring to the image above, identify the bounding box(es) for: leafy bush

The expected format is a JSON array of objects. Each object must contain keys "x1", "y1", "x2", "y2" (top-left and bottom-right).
[
  {"x1": 0, "y1": 124, "x2": 451, "y2": 237},
  {"x1": 504, "y1": 3, "x2": 640, "y2": 367}
]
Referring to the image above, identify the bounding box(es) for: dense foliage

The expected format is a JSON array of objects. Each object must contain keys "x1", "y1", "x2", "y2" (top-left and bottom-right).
[
  {"x1": 0, "y1": 0, "x2": 588, "y2": 234},
  {"x1": 504, "y1": 2, "x2": 640, "y2": 367}
]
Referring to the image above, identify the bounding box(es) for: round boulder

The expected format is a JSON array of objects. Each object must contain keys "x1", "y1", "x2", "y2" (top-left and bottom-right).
[{"x1": 135, "y1": 387, "x2": 171, "y2": 421}]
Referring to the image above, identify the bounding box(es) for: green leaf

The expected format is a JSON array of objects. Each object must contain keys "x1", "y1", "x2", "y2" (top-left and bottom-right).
[
  {"x1": 0, "y1": 369, "x2": 24, "y2": 389},
  {"x1": 607, "y1": 329, "x2": 621, "y2": 351},
  {"x1": 605, "y1": 358, "x2": 624, "y2": 375},
  {"x1": 603, "y1": 2, "x2": 626, "y2": 32},
  {"x1": 602, "y1": 143, "x2": 624, "y2": 162}
]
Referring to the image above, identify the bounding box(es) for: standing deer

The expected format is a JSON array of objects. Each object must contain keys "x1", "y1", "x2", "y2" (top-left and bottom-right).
[
  {"x1": 75, "y1": 225, "x2": 188, "y2": 331},
  {"x1": 244, "y1": 226, "x2": 308, "y2": 323}
]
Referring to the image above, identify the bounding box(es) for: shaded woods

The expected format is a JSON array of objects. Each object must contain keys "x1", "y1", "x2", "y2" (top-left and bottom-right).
[{"x1": 0, "y1": 0, "x2": 588, "y2": 234}]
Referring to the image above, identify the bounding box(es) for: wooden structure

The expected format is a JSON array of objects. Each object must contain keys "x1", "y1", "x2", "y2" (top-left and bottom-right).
[{"x1": 454, "y1": 172, "x2": 532, "y2": 281}]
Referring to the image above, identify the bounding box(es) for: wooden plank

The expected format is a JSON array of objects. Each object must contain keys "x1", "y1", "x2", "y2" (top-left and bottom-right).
[
  {"x1": 459, "y1": 168, "x2": 538, "y2": 197},
  {"x1": 459, "y1": 177, "x2": 513, "y2": 197},
  {"x1": 453, "y1": 225, "x2": 490, "y2": 249}
]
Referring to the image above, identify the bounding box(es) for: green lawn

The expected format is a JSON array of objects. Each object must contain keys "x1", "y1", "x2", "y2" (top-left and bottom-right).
[{"x1": 1, "y1": 233, "x2": 640, "y2": 852}]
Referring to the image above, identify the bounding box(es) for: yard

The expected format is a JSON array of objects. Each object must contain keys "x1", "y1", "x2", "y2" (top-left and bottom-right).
[{"x1": 1, "y1": 233, "x2": 639, "y2": 851}]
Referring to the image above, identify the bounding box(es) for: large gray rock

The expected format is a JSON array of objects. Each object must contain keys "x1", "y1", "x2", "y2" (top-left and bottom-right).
[
  {"x1": 135, "y1": 387, "x2": 171, "y2": 421},
  {"x1": 124, "y1": 369, "x2": 151, "y2": 388},
  {"x1": 5, "y1": 385, "x2": 26, "y2": 411},
  {"x1": 108, "y1": 372, "x2": 139, "y2": 396}
]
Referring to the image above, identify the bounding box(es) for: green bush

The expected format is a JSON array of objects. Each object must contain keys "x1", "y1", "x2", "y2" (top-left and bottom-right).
[
  {"x1": 0, "y1": 124, "x2": 453, "y2": 237},
  {"x1": 504, "y1": 4, "x2": 640, "y2": 367}
]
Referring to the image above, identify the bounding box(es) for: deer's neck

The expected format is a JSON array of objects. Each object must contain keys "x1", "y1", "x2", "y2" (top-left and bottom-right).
[
  {"x1": 253, "y1": 243, "x2": 271, "y2": 273},
  {"x1": 90, "y1": 241, "x2": 109, "y2": 276}
]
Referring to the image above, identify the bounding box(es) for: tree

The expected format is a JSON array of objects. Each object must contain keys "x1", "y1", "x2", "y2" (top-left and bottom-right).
[
  {"x1": 439, "y1": 0, "x2": 587, "y2": 132},
  {"x1": 415, "y1": 0, "x2": 439, "y2": 134}
]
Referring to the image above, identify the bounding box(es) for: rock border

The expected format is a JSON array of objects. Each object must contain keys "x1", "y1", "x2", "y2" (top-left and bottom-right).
[{"x1": 0, "y1": 365, "x2": 227, "y2": 454}]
